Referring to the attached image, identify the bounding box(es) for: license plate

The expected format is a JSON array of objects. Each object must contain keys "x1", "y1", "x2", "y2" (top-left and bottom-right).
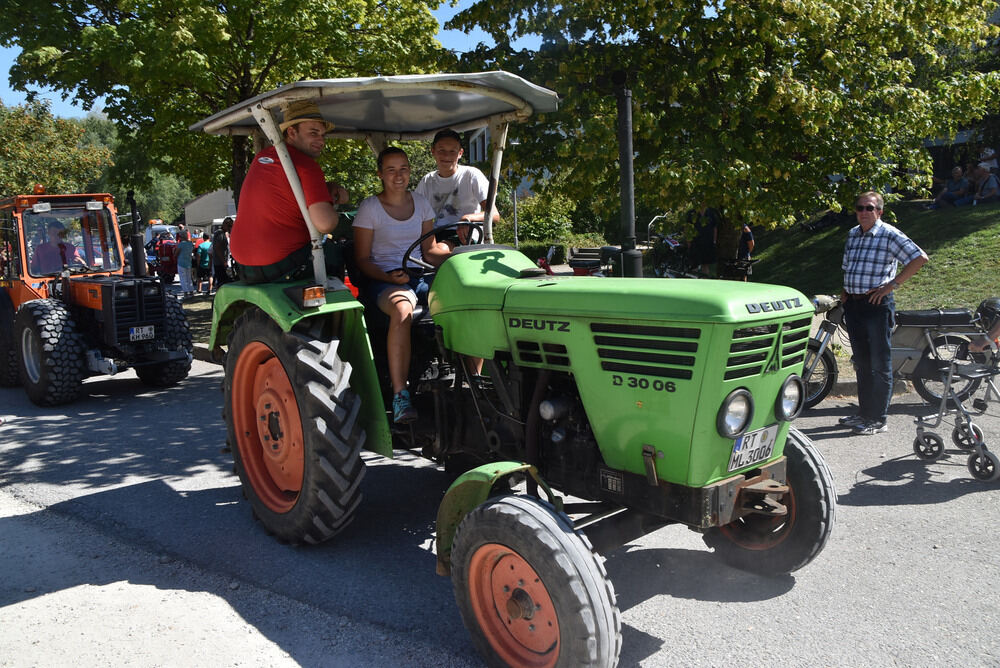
[
  {"x1": 129, "y1": 325, "x2": 155, "y2": 342},
  {"x1": 728, "y1": 424, "x2": 779, "y2": 472}
]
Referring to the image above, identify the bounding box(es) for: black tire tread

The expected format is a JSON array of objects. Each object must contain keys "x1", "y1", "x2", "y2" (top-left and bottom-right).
[
  {"x1": 912, "y1": 335, "x2": 982, "y2": 405},
  {"x1": 0, "y1": 295, "x2": 17, "y2": 387},
  {"x1": 803, "y1": 340, "x2": 837, "y2": 409},
  {"x1": 452, "y1": 495, "x2": 621, "y2": 668},
  {"x1": 224, "y1": 308, "x2": 367, "y2": 545},
  {"x1": 703, "y1": 428, "x2": 836, "y2": 575},
  {"x1": 14, "y1": 299, "x2": 86, "y2": 406},
  {"x1": 135, "y1": 295, "x2": 192, "y2": 387}
]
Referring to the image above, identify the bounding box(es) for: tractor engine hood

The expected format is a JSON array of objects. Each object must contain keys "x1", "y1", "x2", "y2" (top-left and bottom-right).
[{"x1": 428, "y1": 246, "x2": 812, "y2": 359}]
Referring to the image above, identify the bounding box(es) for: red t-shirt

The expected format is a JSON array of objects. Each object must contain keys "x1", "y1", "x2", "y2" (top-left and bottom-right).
[{"x1": 230, "y1": 145, "x2": 332, "y2": 266}]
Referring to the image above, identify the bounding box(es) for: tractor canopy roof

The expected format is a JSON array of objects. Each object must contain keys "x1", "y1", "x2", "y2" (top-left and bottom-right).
[{"x1": 190, "y1": 72, "x2": 559, "y2": 140}]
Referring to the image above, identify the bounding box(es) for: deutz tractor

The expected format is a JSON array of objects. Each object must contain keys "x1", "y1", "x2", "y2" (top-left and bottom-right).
[
  {"x1": 0, "y1": 188, "x2": 192, "y2": 406},
  {"x1": 193, "y1": 73, "x2": 836, "y2": 667}
]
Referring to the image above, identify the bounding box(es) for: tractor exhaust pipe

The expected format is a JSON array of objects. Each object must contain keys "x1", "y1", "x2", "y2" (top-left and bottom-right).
[
  {"x1": 613, "y1": 71, "x2": 644, "y2": 278},
  {"x1": 127, "y1": 190, "x2": 147, "y2": 277}
]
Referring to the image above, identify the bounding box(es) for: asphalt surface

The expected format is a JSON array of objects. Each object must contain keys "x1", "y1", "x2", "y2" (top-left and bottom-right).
[{"x1": 1, "y1": 360, "x2": 999, "y2": 667}]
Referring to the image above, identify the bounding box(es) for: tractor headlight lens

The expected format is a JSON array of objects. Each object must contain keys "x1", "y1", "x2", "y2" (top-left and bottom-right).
[
  {"x1": 717, "y1": 388, "x2": 754, "y2": 439},
  {"x1": 775, "y1": 375, "x2": 805, "y2": 422},
  {"x1": 142, "y1": 284, "x2": 161, "y2": 297}
]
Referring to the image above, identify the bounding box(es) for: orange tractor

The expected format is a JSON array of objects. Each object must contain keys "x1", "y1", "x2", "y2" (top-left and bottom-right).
[{"x1": 0, "y1": 187, "x2": 191, "y2": 405}]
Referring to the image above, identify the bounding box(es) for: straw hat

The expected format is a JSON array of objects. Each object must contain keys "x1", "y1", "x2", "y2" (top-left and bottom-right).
[{"x1": 279, "y1": 100, "x2": 335, "y2": 133}]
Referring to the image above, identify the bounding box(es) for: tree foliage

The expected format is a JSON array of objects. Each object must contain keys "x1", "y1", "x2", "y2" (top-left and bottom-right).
[
  {"x1": 76, "y1": 113, "x2": 193, "y2": 222},
  {"x1": 0, "y1": 100, "x2": 112, "y2": 197},
  {"x1": 449, "y1": 0, "x2": 1000, "y2": 238},
  {"x1": 1, "y1": 0, "x2": 448, "y2": 202}
]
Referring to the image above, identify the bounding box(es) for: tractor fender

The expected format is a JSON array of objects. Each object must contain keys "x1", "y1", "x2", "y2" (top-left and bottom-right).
[
  {"x1": 435, "y1": 462, "x2": 561, "y2": 576},
  {"x1": 211, "y1": 280, "x2": 392, "y2": 458}
]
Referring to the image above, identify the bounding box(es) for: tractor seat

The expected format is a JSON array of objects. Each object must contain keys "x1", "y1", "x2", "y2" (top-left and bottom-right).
[{"x1": 895, "y1": 308, "x2": 973, "y2": 327}]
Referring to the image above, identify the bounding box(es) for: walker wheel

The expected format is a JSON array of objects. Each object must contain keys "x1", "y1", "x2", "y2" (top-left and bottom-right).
[
  {"x1": 952, "y1": 423, "x2": 984, "y2": 451},
  {"x1": 967, "y1": 450, "x2": 1000, "y2": 482},
  {"x1": 913, "y1": 432, "x2": 945, "y2": 461}
]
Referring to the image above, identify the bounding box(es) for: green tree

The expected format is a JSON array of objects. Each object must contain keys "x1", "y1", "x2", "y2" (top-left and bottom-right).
[
  {"x1": 2, "y1": 0, "x2": 448, "y2": 202},
  {"x1": 0, "y1": 100, "x2": 112, "y2": 197},
  {"x1": 73, "y1": 113, "x2": 193, "y2": 222},
  {"x1": 449, "y1": 0, "x2": 1000, "y2": 248}
]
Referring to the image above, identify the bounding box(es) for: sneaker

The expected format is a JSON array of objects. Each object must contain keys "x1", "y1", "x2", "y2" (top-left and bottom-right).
[
  {"x1": 393, "y1": 390, "x2": 418, "y2": 424},
  {"x1": 838, "y1": 414, "x2": 865, "y2": 427},
  {"x1": 853, "y1": 420, "x2": 888, "y2": 435}
]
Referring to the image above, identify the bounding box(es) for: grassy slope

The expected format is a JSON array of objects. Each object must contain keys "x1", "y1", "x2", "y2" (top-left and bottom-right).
[{"x1": 751, "y1": 199, "x2": 1000, "y2": 311}]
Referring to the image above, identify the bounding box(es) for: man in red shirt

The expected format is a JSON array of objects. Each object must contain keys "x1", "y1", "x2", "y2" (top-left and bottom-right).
[{"x1": 231, "y1": 100, "x2": 348, "y2": 282}]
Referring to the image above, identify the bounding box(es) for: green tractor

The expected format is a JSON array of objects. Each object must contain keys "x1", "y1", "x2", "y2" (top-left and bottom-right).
[{"x1": 192, "y1": 73, "x2": 835, "y2": 667}]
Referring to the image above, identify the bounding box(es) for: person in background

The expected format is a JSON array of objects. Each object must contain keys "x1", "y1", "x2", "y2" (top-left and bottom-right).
[
  {"x1": 29, "y1": 220, "x2": 84, "y2": 274},
  {"x1": 978, "y1": 146, "x2": 998, "y2": 173},
  {"x1": 173, "y1": 230, "x2": 195, "y2": 298},
  {"x1": 689, "y1": 206, "x2": 719, "y2": 276},
  {"x1": 954, "y1": 165, "x2": 1000, "y2": 206},
  {"x1": 195, "y1": 233, "x2": 212, "y2": 293},
  {"x1": 212, "y1": 217, "x2": 234, "y2": 289},
  {"x1": 839, "y1": 191, "x2": 928, "y2": 435},
  {"x1": 925, "y1": 166, "x2": 970, "y2": 209},
  {"x1": 737, "y1": 222, "x2": 755, "y2": 281}
]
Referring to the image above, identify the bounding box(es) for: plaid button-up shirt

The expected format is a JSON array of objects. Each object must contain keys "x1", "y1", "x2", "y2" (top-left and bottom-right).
[{"x1": 842, "y1": 220, "x2": 924, "y2": 295}]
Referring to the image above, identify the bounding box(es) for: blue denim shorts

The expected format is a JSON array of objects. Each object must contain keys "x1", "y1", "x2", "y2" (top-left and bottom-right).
[{"x1": 363, "y1": 274, "x2": 430, "y2": 310}]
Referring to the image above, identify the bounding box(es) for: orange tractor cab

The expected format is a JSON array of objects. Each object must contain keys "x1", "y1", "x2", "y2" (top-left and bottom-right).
[{"x1": 0, "y1": 188, "x2": 192, "y2": 405}]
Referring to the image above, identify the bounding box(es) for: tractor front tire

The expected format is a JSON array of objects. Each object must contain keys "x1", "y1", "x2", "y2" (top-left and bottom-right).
[
  {"x1": 14, "y1": 299, "x2": 86, "y2": 406},
  {"x1": 135, "y1": 295, "x2": 192, "y2": 387},
  {"x1": 703, "y1": 428, "x2": 836, "y2": 575},
  {"x1": 451, "y1": 495, "x2": 621, "y2": 668},
  {"x1": 224, "y1": 308, "x2": 366, "y2": 545}
]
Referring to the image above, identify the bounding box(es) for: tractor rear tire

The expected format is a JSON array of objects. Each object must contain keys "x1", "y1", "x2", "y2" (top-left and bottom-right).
[
  {"x1": 702, "y1": 427, "x2": 836, "y2": 575},
  {"x1": 14, "y1": 299, "x2": 86, "y2": 406},
  {"x1": 224, "y1": 308, "x2": 367, "y2": 545},
  {"x1": 0, "y1": 295, "x2": 18, "y2": 387},
  {"x1": 451, "y1": 495, "x2": 621, "y2": 668},
  {"x1": 135, "y1": 295, "x2": 192, "y2": 387}
]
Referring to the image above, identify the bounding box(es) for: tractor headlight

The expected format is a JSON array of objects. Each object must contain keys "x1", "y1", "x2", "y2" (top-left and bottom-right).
[
  {"x1": 142, "y1": 283, "x2": 161, "y2": 298},
  {"x1": 717, "y1": 388, "x2": 754, "y2": 439},
  {"x1": 775, "y1": 375, "x2": 805, "y2": 422}
]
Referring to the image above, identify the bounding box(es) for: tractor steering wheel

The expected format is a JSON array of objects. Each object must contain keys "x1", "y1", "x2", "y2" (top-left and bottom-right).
[{"x1": 400, "y1": 221, "x2": 484, "y2": 277}]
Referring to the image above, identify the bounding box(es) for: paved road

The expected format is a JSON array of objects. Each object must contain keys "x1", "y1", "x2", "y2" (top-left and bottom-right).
[{"x1": 1, "y1": 362, "x2": 998, "y2": 667}]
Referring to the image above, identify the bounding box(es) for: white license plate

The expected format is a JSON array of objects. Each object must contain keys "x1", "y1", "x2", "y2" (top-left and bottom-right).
[
  {"x1": 728, "y1": 424, "x2": 780, "y2": 472},
  {"x1": 129, "y1": 325, "x2": 155, "y2": 342}
]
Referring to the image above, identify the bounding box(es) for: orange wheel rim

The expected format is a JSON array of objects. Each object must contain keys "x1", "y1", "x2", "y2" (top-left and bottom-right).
[
  {"x1": 720, "y1": 486, "x2": 797, "y2": 550},
  {"x1": 467, "y1": 543, "x2": 559, "y2": 668},
  {"x1": 231, "y1": 341, "x2": 305, "y2": 513}
]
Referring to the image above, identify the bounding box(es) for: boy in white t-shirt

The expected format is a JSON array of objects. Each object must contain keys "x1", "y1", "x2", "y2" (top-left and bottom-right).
[{"x1": 414, "y1": 129, "x2": 500, "y2": 238}]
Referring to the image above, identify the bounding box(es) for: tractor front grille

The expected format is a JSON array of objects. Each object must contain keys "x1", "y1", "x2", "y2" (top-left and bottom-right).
[
  {"x1": 725, "y1": 316, "x2": 811, "y2": 380},
  {"x1": 590, "y1": 322, "x2": 700, "y2": 380},
  {"x1": 101, "y1": 280, "x2": 167, "y2": 348}
]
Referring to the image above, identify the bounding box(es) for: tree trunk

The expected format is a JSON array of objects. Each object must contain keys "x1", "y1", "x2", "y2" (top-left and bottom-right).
[{"x1": 231, "y1": 135, "x2": 251, "y2": 207}]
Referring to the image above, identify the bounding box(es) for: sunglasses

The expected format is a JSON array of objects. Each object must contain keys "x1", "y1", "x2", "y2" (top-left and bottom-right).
[{"x1": 855, "y1": 205, "x2": 878, "y2": 212}]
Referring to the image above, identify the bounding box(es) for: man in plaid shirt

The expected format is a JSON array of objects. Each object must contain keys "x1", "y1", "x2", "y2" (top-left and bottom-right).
[{"x1": 839, "y1": 191, "x2": 928, "y2": 435}]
